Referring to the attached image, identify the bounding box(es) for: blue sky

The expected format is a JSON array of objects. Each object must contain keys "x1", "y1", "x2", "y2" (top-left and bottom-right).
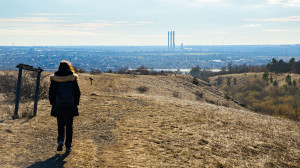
[{"x1": 0, "y1": 0, "x2": 300, "y2": 46}]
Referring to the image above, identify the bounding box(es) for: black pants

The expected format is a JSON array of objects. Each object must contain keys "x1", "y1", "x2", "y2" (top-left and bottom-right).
[{"x1": 57, "y1": 115, "x2": 74, "y2": 148}]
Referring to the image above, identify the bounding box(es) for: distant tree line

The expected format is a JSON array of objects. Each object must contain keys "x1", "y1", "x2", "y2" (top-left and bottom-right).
[
  {"x1": 267, "y1": 58, "x2": 300, "y2": 74},
  {"x1": 189, "y1": 57, "x2": 300, "y2": 83}
]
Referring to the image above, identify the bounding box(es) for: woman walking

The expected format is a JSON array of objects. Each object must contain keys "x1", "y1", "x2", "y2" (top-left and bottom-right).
[{"x1": 49, "y1": 60, "x2": 81, "y2": 152}]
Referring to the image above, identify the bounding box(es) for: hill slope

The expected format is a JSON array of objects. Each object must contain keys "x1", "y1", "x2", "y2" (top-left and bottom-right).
[{"x1": 0, "y1": 73, "x2": 299, "y2": 168}]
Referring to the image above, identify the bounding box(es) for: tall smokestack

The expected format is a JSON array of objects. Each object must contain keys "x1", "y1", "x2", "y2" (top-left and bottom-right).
[
  {"x1": 173, "y1": 31, "x2": 175, "y2": 50},
  {"x1": 170, "y1": 31, "x2": 173, "y2": 50},
  {"x1": 168, "y1": 31, "x2": 170, "y2": 50}
]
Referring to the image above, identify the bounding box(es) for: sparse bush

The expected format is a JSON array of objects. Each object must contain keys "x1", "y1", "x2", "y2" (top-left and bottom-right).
[
  {"x1": 137, "y1": 86, "x2": 148, "y2": 93},
  {"x1": 216, "y1": 77, "x2": 223, "y2": 86},
  {"x1": 221, "y1": 76, "x2": 300, "y2": 121},
  {"x1": 226, "y1": 77, "x2": 231, "y2": 86},
  {"x1": 269, "y1": 75, "x2": 273, "y2": 83},
  {"x1": 0, "y1": 72, "x2": 49, "y2": 101},
  {"x1": 0, "y1": 74, "x2": 16, "y2": 97},
  {"x1": 90, "y1": 68, "x2": 101, "y2": 74},
  {"x1": 192, "y1": 77, "x2": 199, "y2": 85},
  {"x1": 262, "y1": 70, "x2": 269, "y2": 82},
  {"x1": 273, "y1": 80, "x2": 278, "y2": 87},
  {"x1": 292, "y1": 79, "x2": 297, "y2": 86},
  {"x1": 195, "y1": 91, "x2": 203, "y2": 100},
  {"x1": 20, "y1": 105, "x2": 33, "y2": 118},
  {"x1": 285, "y1": 75, "x2": 292, "y2": 86},
  {"x1": 173, "y1": 91, "x2": 179, "y2": 98},
  {"x1": 106, "y1": 69, "x2": 113, "y2": 73},
  {"x1": 189, "y1": 66, "x2": 201, "y2": 77},
  {"x1": 224, "y1": 92, "x2": 231, "y2": 100},
  {"x1": 115, "y1": 66, "x2": 128, "y2": 74},
  {"x1": 73, "y1": 65, "x2": 86, "y2": 73},
  {"x1": 136, "y1": 65, "x2": 150, "y2": 75},
  {"x1": 205, "y1": 98, "x2": 215, "y2": 104}
]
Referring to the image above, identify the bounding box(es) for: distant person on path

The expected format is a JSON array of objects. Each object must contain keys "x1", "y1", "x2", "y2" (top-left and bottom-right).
[{"x1": 49, "y1": 60, "x2": 81, "y2": 152}]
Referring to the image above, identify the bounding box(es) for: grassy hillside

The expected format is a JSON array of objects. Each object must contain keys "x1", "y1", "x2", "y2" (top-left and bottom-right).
[
  {"x1": 0, "y1": 72, "x2": 299, "y2": 167},
  {"x1": 210, "y1": 73, "x2": 300, "y2": 121}
]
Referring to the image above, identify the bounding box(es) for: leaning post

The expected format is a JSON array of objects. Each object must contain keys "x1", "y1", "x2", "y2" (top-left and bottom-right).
[
  {"x1": 33, "y1": 68, "x2": 43, "y2": 116},
  {"x1": 14, "y1": 64, "x2": 44, "y2": 119},
  {"x1": 14, "y1": 65, "x2": 23, "y2": 119}
]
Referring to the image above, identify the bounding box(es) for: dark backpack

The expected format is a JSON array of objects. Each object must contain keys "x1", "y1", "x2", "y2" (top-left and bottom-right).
[{"x1": 55, "y1": 82, "x2": 74, "y2": 107}]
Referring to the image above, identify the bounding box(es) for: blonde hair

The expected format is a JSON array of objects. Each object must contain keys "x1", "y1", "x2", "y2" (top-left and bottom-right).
[{"x1": 58, "y1": 60, "x2": 75, "y2": 73}]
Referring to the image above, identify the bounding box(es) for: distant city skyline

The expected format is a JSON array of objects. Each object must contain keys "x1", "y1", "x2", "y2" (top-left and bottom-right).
[{"x1": 1, "y1": 0, "x2": 300, "y2": 46}]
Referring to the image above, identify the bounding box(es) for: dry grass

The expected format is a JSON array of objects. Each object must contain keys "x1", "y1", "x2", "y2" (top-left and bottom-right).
[{"x1": 0, "y1": 72, "x2": 299, "y2": 168}]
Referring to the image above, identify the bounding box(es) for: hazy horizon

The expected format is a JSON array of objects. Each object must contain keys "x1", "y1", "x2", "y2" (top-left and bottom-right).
[
  {"x1": 2, "y1": 44, "x2": 300, "y2": 47},
  {"x1": 1, "y1": 0, "x2": 300, "y2": 46}
]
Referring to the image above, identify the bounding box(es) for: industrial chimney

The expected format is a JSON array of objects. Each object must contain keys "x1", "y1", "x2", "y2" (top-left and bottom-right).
[
  {"x1": 170, "y1": 31, "x2": 173, "y2": 50},
  {"x1": 168, "y1": 31, "x2": 170, "y2": 50},
  {"x1": 168, "y1": 31, "x2": 176, "y2": 50},
  {"x1": 173, "y1": 31, "x2": 175, "y2": 50}
]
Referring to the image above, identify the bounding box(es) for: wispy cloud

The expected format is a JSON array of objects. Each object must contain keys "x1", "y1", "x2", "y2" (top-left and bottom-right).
[
  {"x1": 210, "y1": 32, "x2": 226, "y2": 35},
  {"x1": 29, "y1": 13, "x2": 73, "y2": 16},
  {"x1": 130, "y1": 34, "x2": 188, "y2": 38},
  {"x1": 114, "y1": 21, "x2": 128, "y2": 24},
  {"x1": 267, "y1": 29, "x2": 286, "y2": 32},
  {"x1": 130, "y1": 34, "x2": 165, "y2": 38},
  {"x1": 135, "y1": 21, "x2": 154, "y2": 25},
  {"x1": 157, "y1": 0, "x2": 221, "y2": 6},
  {"x1": 0, "y1": 16, "x2": 155, "y2": 37},
  {"x1": 246, "y1": 16, "x2": 300, "y2": 22},
  {"x1": 243, "y1": 24, "x2": 261, "y2": 27},
  {"x1": 267, "y1": 28, "x2": 300, "y2": 32},
  {"x1": 158, "y1": 0, "x2": 219, "y2": 3},
  {"x1": 252, "y1": 4, "x2": 266, "y2": 8},
  {"x1": 0, "y1": 17, "x2": 68, "y2": 23},
  {"x1": 267, "y1": 0, "x2": 300, "y2": 6},
  {"x1": 0, "y1": 28, "x2": 114, "y2": 36}
]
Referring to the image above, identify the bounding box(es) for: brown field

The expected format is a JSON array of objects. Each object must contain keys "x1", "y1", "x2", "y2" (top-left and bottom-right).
[{"x1": 0, "y1": 72, "x2": 299, "y2": 168}]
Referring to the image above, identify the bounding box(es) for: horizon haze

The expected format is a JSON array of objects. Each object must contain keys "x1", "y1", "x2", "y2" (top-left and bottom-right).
[{"x1": 1, "y1": 0, "x2": 300, "y2": 46}]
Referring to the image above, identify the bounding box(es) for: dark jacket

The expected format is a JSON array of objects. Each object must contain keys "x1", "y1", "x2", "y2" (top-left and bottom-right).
[{"x1": 49, "y1": 69, "x2": 80, "y2": 117}]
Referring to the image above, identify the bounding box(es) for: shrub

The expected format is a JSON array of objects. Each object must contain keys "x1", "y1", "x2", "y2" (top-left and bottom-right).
[
  {"x1": 137, "y1": 65, "x2": 150, "y2": 75},
  {"x1": 106, "y1": 69, "x2": 113, "y2": 73},
  {"x1": 192, "y1": 77, "x2": 199, "y2": 85},
  {"x1": 73, "y1": 65, "x2": 86, "y2": 73},
  {"x1": 216, "y1": 77, "x2": 223, "y2": 86},
  {"x1": 222, "y1": 76, "x2": 300, "y2": 121},
  {"x1": 285, "y1": 75, "x2": 292, "y2": 86},
  {"x1": 262, "y1": 70, "x2": 269, "y2": 82},
  {"x1": 292, "y1": 79, "x2": 297, "y2": 86},
  {"x1": 0, "y1": 74, "x2": 16, "y2": 97},
  {"x1": 115, "y1": 67, "x2": 128, "y2": 74},
  {"x1": 224, "y1": 92, "x2": 231, "y2": 100},
  {"x1": 90, "y1": 68, "x2": 101, "y2": 74},
  {"x1": 137, "y1": 86, "x2": 148, "y2": 93},
  {"x1": 173, "y1": 91, "x2": 179, "y2": 98},
  {"x1": 195, "y1": 91, "x2": 203, "y2": 100},
  {"x1": 0, "y1": 72, "x2": 49, "y2": 101},
  {"x1": 226, "y1": 77, "x2": 231, "y2": 86},
  {"x1": 273, "y1": 80, "x2": 278, "y2": 87},
  {"x1": 269, "y1": 75, "x2": 273, "y2": 83}
]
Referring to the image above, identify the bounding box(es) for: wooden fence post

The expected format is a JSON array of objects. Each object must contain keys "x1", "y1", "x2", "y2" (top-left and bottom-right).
[
  {"x1": 14, "y1": 64, "x2": 44, "y2": 119},
  {"x1": 33, "y1": 68, "x2": 43, "y2": 116},
  {"x1": 14, "y1": 67, "x2": 23, "y2": 119}
]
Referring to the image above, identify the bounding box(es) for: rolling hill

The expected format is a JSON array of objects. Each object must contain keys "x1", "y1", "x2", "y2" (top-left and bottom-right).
[{"x1": 0, "y1": 73, "x2": 299, "y2": 168}]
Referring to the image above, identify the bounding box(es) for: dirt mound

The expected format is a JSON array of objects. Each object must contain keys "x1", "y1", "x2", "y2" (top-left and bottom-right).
[{"x1": 0, "y1": 73, "x2": 299, "y2": 167}]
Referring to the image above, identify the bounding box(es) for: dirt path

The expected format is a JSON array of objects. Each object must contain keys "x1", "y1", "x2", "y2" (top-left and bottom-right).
[{"x1": 0, "y1": 74, "x2": 299, "y2": 168}]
